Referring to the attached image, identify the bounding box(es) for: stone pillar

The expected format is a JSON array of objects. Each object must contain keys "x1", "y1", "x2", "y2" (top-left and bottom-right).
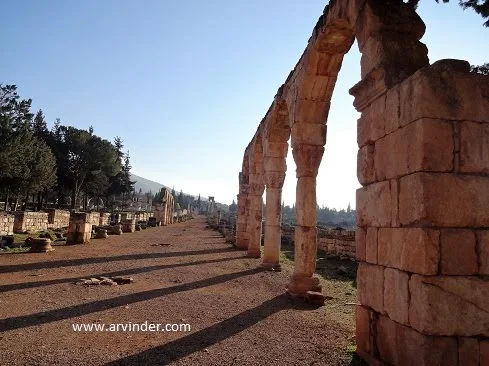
[
  {"x1": 66, "y1": 212, "x2": 92, "y2": 245},
  {"x1": 215, "y1": 210, "x2": 221, "y2": 226},
  {"x1": 262, "y1": 170, "x2": 286, "y2": 270},
  {"x1": 235, "y1": 193, "x2": 249, "y2": 249},
  {"x1": 235, "y1": 174, "x2": 250, "y2": 250},
  {"x1": 246, "y1": 175, "x2": 264, "y2": 258},
  {"x1": 121, "y1": 218, "x2": 136, "y2": 233},
  {"x1": 287, "y1": 144, "x2": 324, "y2": 296},
  {"x1": 353, "y1": 60, "x2": 489, "y2": 365}
]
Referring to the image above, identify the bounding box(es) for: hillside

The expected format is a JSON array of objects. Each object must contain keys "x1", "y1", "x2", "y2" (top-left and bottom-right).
[
  {"x1": 130, "y1": 173, "x2": 207, "y2": 202},
  {"x1": 130, "y1": 173, "x2": 168, "y2": 195}
]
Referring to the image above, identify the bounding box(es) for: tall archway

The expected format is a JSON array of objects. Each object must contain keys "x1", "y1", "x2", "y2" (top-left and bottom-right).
[{"x1": 236, "y1": 1, "x2": 489, "y2": 363}]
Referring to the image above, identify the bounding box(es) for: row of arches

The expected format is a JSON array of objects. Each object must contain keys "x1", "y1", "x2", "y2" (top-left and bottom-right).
[{"x1": 235, "y1": 0, "x2": 428, "y2": 297}]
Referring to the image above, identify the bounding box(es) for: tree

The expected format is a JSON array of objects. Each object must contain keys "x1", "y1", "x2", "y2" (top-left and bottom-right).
[
  {"x1": 407, "y1": 0, "x2": 489, "y2": 26},
  {"x1": 471, "y1": 62, "x2": 489, "y2": 75},
  {"x1": 54, "y1": 126, "x2": 120, "y2": 208},
  {"x1": 0, "y1": 85, "x2": 36, "y2": 209},
  {"x1": 178, "y1": 189, "x2": 184, "y2": 207}
]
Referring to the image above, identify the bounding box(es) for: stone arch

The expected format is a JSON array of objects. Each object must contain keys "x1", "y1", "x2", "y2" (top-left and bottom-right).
[
  {"x1": 285, "y1": 0, "x2": 427, "y2": 297},
  {"x1": 237, "y1": 1, "x2": 489, "y2": 363}
]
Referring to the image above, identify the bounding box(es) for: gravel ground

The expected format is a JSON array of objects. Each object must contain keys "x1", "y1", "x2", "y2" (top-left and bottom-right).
[{"x1": 0, "y1": 216, "x2": 358, "y2": 366}]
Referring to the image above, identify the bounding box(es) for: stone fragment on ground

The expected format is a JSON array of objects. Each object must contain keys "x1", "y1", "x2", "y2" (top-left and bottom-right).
[{"x1": 74, "y1": 276, "x2": 134, "y2": 286}]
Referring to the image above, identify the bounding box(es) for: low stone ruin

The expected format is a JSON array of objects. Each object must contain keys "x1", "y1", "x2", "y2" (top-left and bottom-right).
[
  {"x1": 13, "y1": 211, "x2": 48, "y2": 233},
  {"x1": 0, "y1": 214, "x2": 14, "y2": 235},
  {"x1": 121, "y1": 218, "x2": 136, "y2": 233},
  {"x1": 94, "y1": 228, "x2": 108, "y2": 239},
  {"x1": 28, "y1": 238, "x2": 54, "y2": 253},
  {"x1": 66, "y1": 212, "x2": 92, "y2": 245},
  {"x1": 317, "y1": 228, "x2": 355, "y2": 259},
  {"x1": 46, "y1": 209, "x2": 70, "y2": 230}
]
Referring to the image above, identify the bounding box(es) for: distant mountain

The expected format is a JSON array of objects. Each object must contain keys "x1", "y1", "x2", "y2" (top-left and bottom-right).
[
  {"x1": 130, "y1": 173, "x2": 168, "y2": 195},
  {"x1": 130, "y1": 173, "x2": 206, "y2": 201}
]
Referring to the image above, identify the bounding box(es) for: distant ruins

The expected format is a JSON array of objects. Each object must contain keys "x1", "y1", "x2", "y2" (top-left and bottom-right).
[
  {"x1": 0, "y1": 187, "x2": 196, "y2": 247},
  {"x1": 235, "y1": 0, "x2": 489, "y2": 364}
]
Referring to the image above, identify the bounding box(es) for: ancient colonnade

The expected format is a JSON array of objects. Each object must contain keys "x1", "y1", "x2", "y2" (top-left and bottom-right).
[{"x1": 235, "y1": 0, "x2": 489, "y2": 364}]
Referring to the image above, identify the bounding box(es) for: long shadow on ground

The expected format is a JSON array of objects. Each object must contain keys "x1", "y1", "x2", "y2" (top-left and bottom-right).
[
  {"x1": 0, "y1": 247, "x2": 236, "y2": 274},
  {"x1": 0, "y1": 256, "x2": 245, "y2": 293},
  {"x1": 104, "y1": 293, "x2": 317, "y2": 365},
  {"x1": 0, "y1": 267, "x2": 264, "y2": 332}
]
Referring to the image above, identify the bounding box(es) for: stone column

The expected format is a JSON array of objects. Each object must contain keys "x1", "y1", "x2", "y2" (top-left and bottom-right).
[
  {"x1": 235, "y1": 180, "x2": 250, "y2": 250},
  {"x1": 287, "y1": 144, "x2": 324, "y2": 296},
  {"x1": 246, "y1": 175, "x2": 264, "y2": 258},
  {"x1": 262, "y1": 171, "x2": 285, "y2": 270},
  {"x1": 66, "y1": 212, "x2": 92, "y2": 245}
]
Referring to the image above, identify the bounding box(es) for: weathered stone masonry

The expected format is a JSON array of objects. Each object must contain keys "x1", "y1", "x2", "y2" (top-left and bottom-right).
[
  {"x1": 0, "y1": 214, "x2": 14, "y2": 236},
  {"x1": 235, "y1": 0, "x2": 489, "y2": 364},
  {"x1": 13, "y1": 212, "x2": 48, "y2": 233},
  {"x1": 47, "y1": 209, "x2": 70, "y2": 229}
]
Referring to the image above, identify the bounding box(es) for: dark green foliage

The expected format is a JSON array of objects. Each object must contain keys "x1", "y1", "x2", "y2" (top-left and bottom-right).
[
  {"x1": 407, "y1": 0, "x2": 489, "y2": 26},
  {"x1": 0, "y1": 85, "x2": 56, "y2": 210},
  {"x1": 279, "y1": 203, "x2": 356, "y2": 228},
  {"x1": 471, "y1": 62, "x2": 489, "y2": 74},
  {"x1": 0, "y1": 84, "x2": 135, "y2": 211}
]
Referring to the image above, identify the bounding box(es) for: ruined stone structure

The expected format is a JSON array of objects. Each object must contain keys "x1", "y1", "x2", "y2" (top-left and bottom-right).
[
  {"x1": 29, "y1": 238, "x2": 54, "y2": 253},
  {"x1": 89, "y1": 212, "x2": 101, "y2": 227},
  {"x1": 66, "y1": 212, "x2": 92, "y2": 245},
  {"x1": 134, "y1": 212, "x2": 151, "y2": 223},
  {"x1": 207, "y1": 196, "x2": 216, "y2": 215},
  {"x1": 121, "y1": 218, "x2": 136, "y2": 233},
  {"x1": 46, "y1": 209, "x2": 70, "y2": 229},
  {"x1": 13, "y1": 212, "x2": 48, "y2": 233},
  {"x1": 0, "y1": 214, "x2": 14, "y2": 236},
  {"x1": 155, "y1": 188, "x2": 174, "y2": 226},
  {"x1": 318, "y1": 228, "x2": 356, "y2": 258},
  {"x1": 99, "y1": 212, "x2": 110, "y2": 226},
  {"x1": 235, "y1": 0, "x2": 489, "y2": 364}
]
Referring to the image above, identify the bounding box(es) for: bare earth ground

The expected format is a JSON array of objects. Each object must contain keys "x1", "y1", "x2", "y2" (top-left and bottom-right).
[{"x1": 0, "y1": 216, "x2": 358, "y2": 366}]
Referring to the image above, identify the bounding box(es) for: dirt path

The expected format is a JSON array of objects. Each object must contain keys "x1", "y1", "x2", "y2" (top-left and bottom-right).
[{"x1": 0, "y1": 217, "x2": 357, "y2": 365}]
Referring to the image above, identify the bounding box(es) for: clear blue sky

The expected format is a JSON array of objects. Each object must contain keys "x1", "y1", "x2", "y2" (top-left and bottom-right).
[{"x1": 2, "y1": 1, "x2": 487, "y2": 208}]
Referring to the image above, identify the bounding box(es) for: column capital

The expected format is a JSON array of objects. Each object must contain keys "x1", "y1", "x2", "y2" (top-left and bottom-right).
[
  {"x1": 292, "y1": 144, "x2": 325, "y2": 178},
  {"x1": 249, "y1": 183, "x2": 265, "y2": 196},
  {"x1": 249, "y1": 173, "x2": 265, "y2": 196},
  {"x1": 239, "y1": 184, "x2": 250, "y2": 195},
  {"x1": 265, "y1": 171, "x2": 286, "y2": 189}
]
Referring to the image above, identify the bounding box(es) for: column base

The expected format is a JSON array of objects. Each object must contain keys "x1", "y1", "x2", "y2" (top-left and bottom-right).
[
  {"x1": 260, "y1": 262, "x2": 282, "y2": 272},
  {"x1": 286, "y1": 275, "x2": 322, "y2": 296}
]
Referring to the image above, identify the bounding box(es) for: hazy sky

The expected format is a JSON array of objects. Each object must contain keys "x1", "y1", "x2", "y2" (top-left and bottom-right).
[{"x1": 2, "y1": 1, "x2": 487, "y2": 208}]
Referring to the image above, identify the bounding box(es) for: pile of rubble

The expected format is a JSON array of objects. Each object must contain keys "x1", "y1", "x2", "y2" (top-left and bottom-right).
[{"x1": 74, "y1": 276, "x2": 134, "y2": 286}]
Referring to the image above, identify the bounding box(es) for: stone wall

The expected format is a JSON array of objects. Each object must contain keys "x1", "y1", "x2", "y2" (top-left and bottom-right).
[
  {"x1": 135, "y1": 212, "x2": 150, "y2": 222},
  {"x1": 280, "y1": 225, "x2": 356, "y2": 258},
  {"x1": 89, "y1": 212, "x2": 100, "y2": 226},
  {"x1": 47, "y1": 209, "x2": 70, "y2": 229},
  {"x1": 317, "y1": 229, "x2": 355, "y2": 258},
  {"x1": 120, "y1": 212, "x2": 134, "y2": 221},
  {"x1": 355, "y1": 61, "x2": 489, "y2": 365},
  {"x1": 0, "y1": 214, "x2": 14, "y2": 235},
  {"x1": 13, "y1": 212, "x2": 48, "y2": 233}
]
